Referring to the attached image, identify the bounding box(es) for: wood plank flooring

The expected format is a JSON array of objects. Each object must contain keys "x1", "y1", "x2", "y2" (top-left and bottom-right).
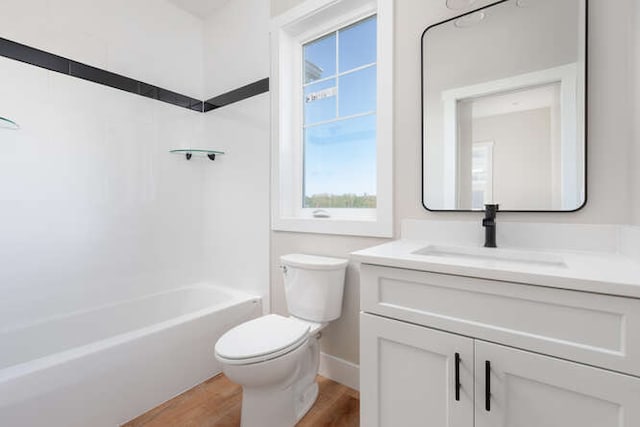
[{"x1": 123, "y1": 374, "x2": 359, "y2": 427}]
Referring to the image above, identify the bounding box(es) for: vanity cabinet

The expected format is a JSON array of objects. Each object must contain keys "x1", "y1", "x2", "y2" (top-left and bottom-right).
[
  {"x1": 359, "y1": 264, "x2": 640, "y2": 427},
  {"x1": 360, "y1": 313, "x2": 473, "y2": 427},
  {"x1": 474, "y1": 341, "x2": 640, "y2": 427}
]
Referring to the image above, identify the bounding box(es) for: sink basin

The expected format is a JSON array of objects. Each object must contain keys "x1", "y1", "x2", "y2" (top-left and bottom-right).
[{"x1": 412, "y1": 245, "x2": 567, "y2": 267}]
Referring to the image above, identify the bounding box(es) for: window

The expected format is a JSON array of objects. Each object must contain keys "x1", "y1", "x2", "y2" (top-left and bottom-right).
[
  {"x1": 303, "y1": 17, "x2": 377, "y2": 211},
  {"x1": 271, "y1": 0, "x2": 393, "y2": 237},
  {"x1": 471, "y1": 141, "x2": 494, "y2": 209}
]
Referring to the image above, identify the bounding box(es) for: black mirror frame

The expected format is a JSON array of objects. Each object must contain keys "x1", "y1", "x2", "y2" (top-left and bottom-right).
[{"x1": 420, "y1": 0, "x2": 589, "y2": 213}]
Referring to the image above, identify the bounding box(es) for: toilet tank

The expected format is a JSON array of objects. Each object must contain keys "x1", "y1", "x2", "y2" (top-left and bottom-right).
[{"x1": 280, "y1": 254, "x2": 348, "y2": 322}]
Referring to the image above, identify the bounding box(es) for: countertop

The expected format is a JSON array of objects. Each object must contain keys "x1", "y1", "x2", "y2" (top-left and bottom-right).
[{"x1": 351, "y1": 240, "x2": 640, "y2": 299}]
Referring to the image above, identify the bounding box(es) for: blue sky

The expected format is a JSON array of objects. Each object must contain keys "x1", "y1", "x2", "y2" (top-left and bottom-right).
[{"x1": 303, "y1": 16, "x2": 377, "y2": 199}]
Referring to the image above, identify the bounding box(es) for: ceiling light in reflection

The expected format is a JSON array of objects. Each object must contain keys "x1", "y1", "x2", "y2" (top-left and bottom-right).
[
  {"x1": 454, "y1": 11, "x2": 486, "y2": 28},
  {"x1": 446, "y1": 0, "x2": 477, "y2": 10}
]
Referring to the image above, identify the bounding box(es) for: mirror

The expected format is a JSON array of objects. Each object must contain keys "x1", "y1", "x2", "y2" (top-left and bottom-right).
[{"x1": 422, "y1": 0, "x2": 587, "y2": 211}]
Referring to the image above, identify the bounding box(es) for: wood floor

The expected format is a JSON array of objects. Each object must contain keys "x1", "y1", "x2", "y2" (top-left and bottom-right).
[{"x1": 123, "y1": 374, "x2": 359, "y2": 427}]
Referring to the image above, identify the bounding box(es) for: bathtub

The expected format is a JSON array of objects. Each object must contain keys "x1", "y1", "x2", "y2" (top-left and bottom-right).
[{"x1": 0, "y1": 284, "x2": 262, "y2": 426}]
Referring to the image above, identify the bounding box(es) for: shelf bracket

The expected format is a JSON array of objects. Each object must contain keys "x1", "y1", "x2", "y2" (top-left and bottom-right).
[{"x1": 170, "y1": 149, "x2": 224, "y2": 162}]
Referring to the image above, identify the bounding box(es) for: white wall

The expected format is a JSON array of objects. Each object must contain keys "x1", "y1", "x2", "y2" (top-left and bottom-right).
[
  {"x1": 201, "y1": 0, "x2": 271, "y2": 305},
  {"x1": 0, "y1": 0, "x2": 205, "y2": 98},
  {"x1": 633, "y1": 0, "x2": 640, "y2": 226},
  {"x1": 271, "y1": 0, "x2": 305, "y2": 17},
  {"x1": 0, "y1": 0, "x2": 274, "y2": 332},
  {"x1": 473, "y1": 108, "x2": 554, "y2": 209},
  {"x1": 0, "y1": 0, "x2": 207, "y2": 329},
  {"x1": 269, "y1": 0, "x2": 640, "y2": 367}
]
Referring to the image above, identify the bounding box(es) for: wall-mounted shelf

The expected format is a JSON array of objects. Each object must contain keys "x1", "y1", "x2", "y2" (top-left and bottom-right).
[
  {"x1": 0, "y1": 116, "x2": 20, "y2": 130},
  {"x1": 169, "y1": 149, "x2": 225, "y2": 161}
]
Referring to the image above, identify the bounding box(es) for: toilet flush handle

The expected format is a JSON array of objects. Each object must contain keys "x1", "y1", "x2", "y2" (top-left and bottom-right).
[{"x1": 279, "y1": 265, "x2": 288, "y2": 275}]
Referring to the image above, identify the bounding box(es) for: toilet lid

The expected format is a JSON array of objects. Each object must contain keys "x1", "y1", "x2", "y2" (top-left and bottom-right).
[
  {"x1": 280, "y1": 253, "x2": 348, "y2": 270},
  {"x1": 215, "y1": 314, "x2": 310, "y2": 364}
]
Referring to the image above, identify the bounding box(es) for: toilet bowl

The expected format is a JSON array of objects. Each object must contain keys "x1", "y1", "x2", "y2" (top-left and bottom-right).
[
  {"x1": 214, "y1": 254, "x2": 348, "y2": 427},
  {"x1": 215, "y1": 314, "x2": 323, "y2": 427}
]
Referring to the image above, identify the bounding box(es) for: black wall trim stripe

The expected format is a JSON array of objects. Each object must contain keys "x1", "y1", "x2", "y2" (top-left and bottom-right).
[
  {"x1": 0, "y1": 37, "x2": 268, "y2": 113},
  {"x1": 204, "y1": 78, "x2": 270, "y2": 112},
  {"x1": 0, "y1": 37, "x2": 69, "y2": 74}
]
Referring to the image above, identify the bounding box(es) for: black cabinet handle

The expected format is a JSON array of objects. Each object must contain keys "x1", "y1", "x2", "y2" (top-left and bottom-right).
[
  {"x1": 455, "y1": 353, "x2": 461, "y2": 401},
  {"x1": 485, "y1": 360, "x2": 491, "y2": 411}
]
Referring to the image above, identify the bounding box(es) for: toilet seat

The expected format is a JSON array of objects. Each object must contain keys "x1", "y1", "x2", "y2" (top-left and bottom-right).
[{"x1": 215, "y1": 314, "x2": 310, "y2": 365}]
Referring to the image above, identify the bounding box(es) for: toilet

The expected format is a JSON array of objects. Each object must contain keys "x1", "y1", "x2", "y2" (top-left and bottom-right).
[{"x1": 214, "y1": 253, "x2": 348, "y2": 427}]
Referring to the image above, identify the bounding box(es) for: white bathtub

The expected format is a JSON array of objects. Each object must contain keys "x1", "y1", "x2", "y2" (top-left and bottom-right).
[{"x1": 0, "y1": 284, "x2": 261, "y2": 426}]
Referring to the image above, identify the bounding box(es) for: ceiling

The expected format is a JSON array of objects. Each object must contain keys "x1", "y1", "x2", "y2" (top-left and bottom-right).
[
  {"x1": 168, "y1": 0, "x2": 231, "y2": 19},
  {"x1": 470, "y1": 83, "x2": 561, "y2": 119}
]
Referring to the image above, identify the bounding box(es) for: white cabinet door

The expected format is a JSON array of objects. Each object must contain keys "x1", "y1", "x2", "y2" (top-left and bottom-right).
[
  {"x1": 360, "y1": 313, "x2": 474, "y2": 427},
  {"x1": 475, "y1": 341, "x2": 640, "y2": 427}
]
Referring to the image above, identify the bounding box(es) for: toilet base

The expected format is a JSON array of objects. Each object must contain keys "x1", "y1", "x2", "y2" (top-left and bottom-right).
[
  {"x1": 232, "y1": 338, "x2": 322, "y2": 427},
  {"x1": 217, "y1": 321, "x2": 326, "y2": 427},
  {"x1": 296, "y1": 382, "x2": 319, "y2": 421},
  {"x1": 241, "y1": 385, "x2": 296, "y2": 427},
  {"x1": 239, "y1": 377, "x2": 319, "y2": 427}
]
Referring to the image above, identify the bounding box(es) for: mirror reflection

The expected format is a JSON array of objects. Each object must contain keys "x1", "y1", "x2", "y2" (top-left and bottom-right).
[{"x1": 422, "y1": 0, "x2": 587, "y2": 211}]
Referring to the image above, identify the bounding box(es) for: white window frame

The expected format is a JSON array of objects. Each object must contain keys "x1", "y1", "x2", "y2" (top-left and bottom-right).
[{"x1": 270, "y1": 0, "x2": 393, "y2": 237}]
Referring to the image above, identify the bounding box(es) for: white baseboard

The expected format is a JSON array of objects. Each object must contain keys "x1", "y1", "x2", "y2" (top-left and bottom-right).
[{"x1": 318, "y1": 352, "x2": 359, "y2": 391}]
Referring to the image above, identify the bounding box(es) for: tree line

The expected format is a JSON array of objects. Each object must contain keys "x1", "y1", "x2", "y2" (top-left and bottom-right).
[{"x1": 304, "y1": 193, "x2": 376, "y2": 208}]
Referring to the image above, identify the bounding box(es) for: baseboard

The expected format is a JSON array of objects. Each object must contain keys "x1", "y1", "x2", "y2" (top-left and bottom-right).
[{"x1": 318, "y1": 352, "x2": 359, "y2": 391}]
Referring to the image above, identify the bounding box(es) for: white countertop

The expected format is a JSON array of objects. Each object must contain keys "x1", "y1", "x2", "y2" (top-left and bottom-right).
[{"x1": 351, "y1": 239, "x2": 640, "y2": 299}]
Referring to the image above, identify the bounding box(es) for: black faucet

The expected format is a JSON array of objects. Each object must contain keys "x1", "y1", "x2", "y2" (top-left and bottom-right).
[{"x1": 482, "y1": 204, "x2": 499, "y2": 248}]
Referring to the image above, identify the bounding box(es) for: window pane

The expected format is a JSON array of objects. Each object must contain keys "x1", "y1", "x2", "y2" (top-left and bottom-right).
[
  {"x1": 338, "y1": 66, "x2": 376, "y2": 117},
  {"x1": 304, "y1": 79, "x2": 337, "y2": 125},
  {"x1": 338, "y1": 16, "x2": 376, "y2": 72},
  {"x1": 304, "y1": 115, "x2": 377, "y2": 208},
  {"x1": 304, "y1": 33, "x2": 336, "y2": 83}
]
